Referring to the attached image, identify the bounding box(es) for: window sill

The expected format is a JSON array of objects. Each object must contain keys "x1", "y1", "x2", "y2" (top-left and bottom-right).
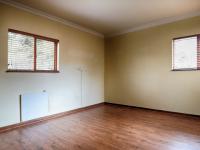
[
  {"x1": 6, "y1": 70, "x2": 60, "y2": 73},
  {"x1": 171, "y1": 69, "x2": 199, "y2": 71}
]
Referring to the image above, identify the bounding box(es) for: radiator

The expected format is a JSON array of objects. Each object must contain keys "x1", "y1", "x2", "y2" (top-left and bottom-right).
[{"x1": 20, "y1": 92, "x2": 49, "y2": 122}]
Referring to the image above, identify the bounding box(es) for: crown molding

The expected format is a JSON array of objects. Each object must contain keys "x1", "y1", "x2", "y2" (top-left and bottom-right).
[
  {"x1": 1, "y1": 0, "x2": 200, "y2": 38},
  {"x1": 0, "y1": 0, "x2": 104, "y2": 38},
  {"x1": 107, "y1": 11, "x2": 200, "y2": 38}
]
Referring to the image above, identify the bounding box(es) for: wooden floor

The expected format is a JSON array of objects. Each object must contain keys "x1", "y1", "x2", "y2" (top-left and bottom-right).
[{"x1": 0, "y1": 104, "x2": 200, "y2": 150}]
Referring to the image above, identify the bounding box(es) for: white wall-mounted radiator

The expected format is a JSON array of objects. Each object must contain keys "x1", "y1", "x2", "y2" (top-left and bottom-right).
[{"x1": 20, "y1": 92, "x2": 49, "y2": 122}]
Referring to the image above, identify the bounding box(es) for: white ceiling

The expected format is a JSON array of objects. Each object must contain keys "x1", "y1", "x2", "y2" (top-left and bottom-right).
[{"x1": 5, "y1": 0, "x2": 200, "y2": 36}]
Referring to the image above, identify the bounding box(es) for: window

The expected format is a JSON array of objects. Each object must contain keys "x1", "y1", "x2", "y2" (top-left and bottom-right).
[
  {"x1": 172, "y1": 34, "x2": 200, "y2": 71},
  {"x1": 8, "y1": 29, "x2": 59, "y2": 72}
]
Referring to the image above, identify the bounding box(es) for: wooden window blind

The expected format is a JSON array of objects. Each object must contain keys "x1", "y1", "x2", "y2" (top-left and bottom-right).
[
  {"x1": 172, "y1": 34, "x2": 200, "y2": 71},
  {"x1": 7, "y1": 29, "x2": 59, "y2": 73}
]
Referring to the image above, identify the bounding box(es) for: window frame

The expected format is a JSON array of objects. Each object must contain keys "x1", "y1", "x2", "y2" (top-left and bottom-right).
[
  {"x1": 172, "y1": 34, "x2": 200, "y2": 71},
  {"x1": 7, "y1": 29, "x2": 59, "y2": 73}
]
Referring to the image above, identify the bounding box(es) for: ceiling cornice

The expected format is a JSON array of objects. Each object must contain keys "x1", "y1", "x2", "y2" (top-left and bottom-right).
[
  {"x1": 1, "y1": 0, "x2": 199, "y2": 38},
  {"x1": 0, "y1": 0, "x2": 104, "y2": 38},
  {"x1": 107, "y1": 11, "x2": 200, "y2": 38}
]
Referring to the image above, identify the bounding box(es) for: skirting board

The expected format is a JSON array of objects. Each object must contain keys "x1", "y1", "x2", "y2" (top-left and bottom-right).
[
  {"x1": 104, "y1": 102, "x2": 200, "y2": 118},
  {"x1": 0, "y1": 102, "x2": 105, "y2": 133}
]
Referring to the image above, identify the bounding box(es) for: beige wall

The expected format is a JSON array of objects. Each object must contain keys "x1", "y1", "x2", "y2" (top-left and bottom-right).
[
  {"x1": 0, "y1": 4, "x2": 104, "y2": 127},
  {"x1": 1, "y1": 2, "x2": 200, "y2": 128},
  {"x1": 105, "y1": 16, "x2": 200, "y2": 115}
]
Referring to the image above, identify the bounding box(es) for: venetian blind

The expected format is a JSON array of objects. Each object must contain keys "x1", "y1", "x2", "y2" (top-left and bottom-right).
[
  {"x1": 173, "y1": 36, "x2": 199, "y2": 70},
  {"x1": 36, "y1": 39, "x2": 55, "y2": 70},
  {"x1": 8, "y1": 29, "x2": 58, "y2": 72},
  {"x1": 8, "y1": 32, "x2": 34, "y2": 70}
]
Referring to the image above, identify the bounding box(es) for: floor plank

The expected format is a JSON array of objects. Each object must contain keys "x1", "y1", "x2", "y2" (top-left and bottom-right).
[{"x1": 0, "y1": 104, "x2": 200, "y2": 150}]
